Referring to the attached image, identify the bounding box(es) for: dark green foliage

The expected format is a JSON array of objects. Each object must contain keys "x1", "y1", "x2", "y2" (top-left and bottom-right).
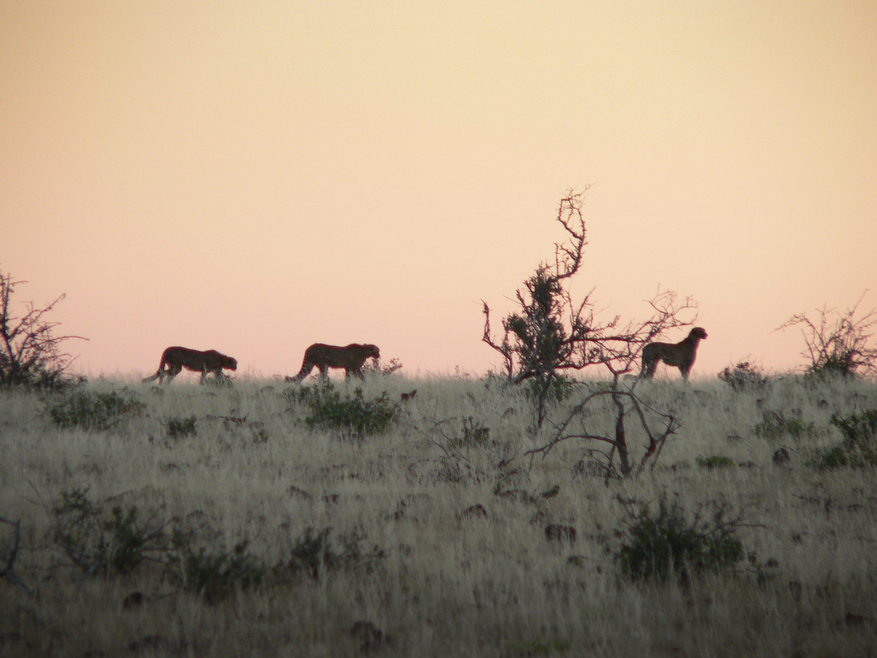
[
  {"x1": 48, "y1": 390, "x2": 144, "y2": 430},
  {"x1": 719, "y1": 361, "x2": 770, "y2": 392},
  {"x1": 525, "y1": 372, "x2": 576, "y2": 404},
  {"x1": 48, "y1": 489, "x2": 386, "y2": 603},
  {"x1": 52, "y1": 489, "x2": 163, "y2": 577},
  {"x1": 302, "y1": 383, "x2": 399, "y2": 437},
  {"x1": 540, "y1": 484, "x2": 561, "y2": 499},
  {"x1": 606, "y1": 498, "x2": 746, "y2": 583},
  {"x1": 447, "y1": 417, "x2": 490, "y2": 449},
  {"x1": 831, "y1": 409, "x2": 877, "y2": 445},
  {"x1": 287, "y1": 527, "x2": 386, "y2": 580},
  {"x1": 754, "y1": 411, "x2": 815, "y2": 441},
  {"x1": 809, "y1": 410, "x2": 877, "y2": 470},
  {"x1": 167, "y1": 415, "x2": 197, "y2": 438},
  {"x1": 166, "y1": 532, "x2": 265, "y2": 604},
  {"x1": 696, "y1": 456, "x2": 736, "y2": 470}
]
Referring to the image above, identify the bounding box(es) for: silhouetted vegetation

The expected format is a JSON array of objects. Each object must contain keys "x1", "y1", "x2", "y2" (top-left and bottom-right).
[
  {"x1": 719, "y1": 361, "x2": 770, "y2": 392},
  {"x1": 779, "y1": 293, "x2": 877, "y2": 379},
  {"x1": 0, "y1": 269, "x2": 85, "y2": 389},
  {"x1": 481, "y1": 191, "x2": 699, "y2": 477}
]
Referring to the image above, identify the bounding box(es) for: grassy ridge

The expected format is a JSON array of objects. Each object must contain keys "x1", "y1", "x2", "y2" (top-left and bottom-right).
[{"x1": 1, "y1": 374, "x2": 876, "y2": 657}]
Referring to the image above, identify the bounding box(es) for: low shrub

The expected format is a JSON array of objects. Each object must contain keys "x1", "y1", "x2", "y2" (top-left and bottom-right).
[
  {"x1": 287, "y1": 527, "x2": 386, "y2": 580},
  {"x1": 696, "y1": 456, "x2": 736, "y2": 470},
  {"x1": 754, "y1": 411, "x2": 815, "y2": 442},
  {"x1": 167, "y1": 415, "x2": 197, "y2": 438},
  {"x1": 302, "y1": 384, "x2": 399, "y2": 438},
  {"x1": 166, "y1": 532, "x2": 266, "y2": 604},
  {"x1": 600, "y1": 497, "x2": 748, "y2": 583},
  {"x1": 809, "y1": 410, "x2": 877, "y2": 470},
  {"x1": 524, "y1": 374, "x2": 576, "y2": 405},
  {"x1": 52, "y1": 489, "x2": 164, "y2": 577},
  {"x1": 719, "y1": 361, "x2": 770, "y2": 392},
  {"x1": 48, "y1": 390, "x2": 144, "y2": 430},
  {"x1": 447, "y1": 417, "x2": 491, "y2": 450},
  {"x1": 361, "y1": 357, "x2": 404, "y2": 377}
]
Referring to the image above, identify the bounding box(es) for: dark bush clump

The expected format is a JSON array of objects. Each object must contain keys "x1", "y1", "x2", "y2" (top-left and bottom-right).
[
  {"x1": 719, "y1": 361, "x2": 770, "y2": 392},
  {"x1": 301, "y1": 384, "x2": 399, "y2": 438},
  {"x1": 168, "y1": 415, "x2": 197, "y2": 438},
  {"x1": 287, "y1": 527, "x2": 386, "y2": 580},
  {"x1": 447, "y1": 417, "x2": 490, "y2": 450},
  {"x1": 809, "y1": 410, "x2": 877, "y2": 470},
  {"x1": 48, "y1": 390, "x2": 144, "y2": 430},
  {"x1": 52, "y1": 489, "x2": 165, "y2": 577},
  {"x1": 754, "y1": 411, "x2": 815, "y2": 442},
  {"x1": 166, "y1": 532, "x2": 266, "y2": 604},
  {"x1": 602, "y1": 497, "x2": 747, "y2": 583},
  {"x1": 696, "y1": 455, "x2": 736, "y2": 470}
]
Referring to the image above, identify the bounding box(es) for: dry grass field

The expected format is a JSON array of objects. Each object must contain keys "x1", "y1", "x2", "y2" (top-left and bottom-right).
[{"x1": 1, "y1": 372, "x2": 876, "y2": 657}]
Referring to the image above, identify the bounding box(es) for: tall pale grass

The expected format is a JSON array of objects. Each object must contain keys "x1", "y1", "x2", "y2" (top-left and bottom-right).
[{"x1": 0, "y1": 374, "x2": 875, "y2": 656}]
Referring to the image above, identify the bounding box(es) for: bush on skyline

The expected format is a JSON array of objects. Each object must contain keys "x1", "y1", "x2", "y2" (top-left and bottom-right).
[
  {"x1": 482, "y1": 189, "x2": 698, "y2": 476},
  {"x1": 779, "y1": 293, "x2": 877, "y2": 379},
  {"x1": 0, "y1": 268, "x2": 85, "y2": 390}
]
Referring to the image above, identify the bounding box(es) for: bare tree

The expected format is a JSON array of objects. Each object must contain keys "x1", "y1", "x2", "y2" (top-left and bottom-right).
[
  {"x1": 0, "y1": 269, "x2": 85, "y2": 388},
  {"x1": 483, "y1": 188, "x2": 596, "y2": 386},
  {"x1": 482, "y1": 189, "x2": 698, "y2": 440},
  {"x1": 778, "y1": 293, "x2": 877, "y2": 379},
  {"x1": 521, "y1": 290, "x2": 698, "y2": 477}
]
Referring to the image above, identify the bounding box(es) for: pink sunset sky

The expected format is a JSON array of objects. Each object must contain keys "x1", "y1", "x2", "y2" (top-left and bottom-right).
[{"x1": 2, "y1": 2, "x2": 876, "y2": 381}]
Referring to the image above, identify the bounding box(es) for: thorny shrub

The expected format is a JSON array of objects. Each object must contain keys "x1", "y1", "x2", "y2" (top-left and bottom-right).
[
  {"x1": 286, "y1": 527, "x2": 386, "y2": 581},
  {"x1": 48, "y1": 390, "x2": 144, "y2": 431},
  {"x1": 48, "y1": 489, "x2": 387, "y2": 604},
  {"x1": 52, "y1": 489, "x2": 165, "y2": 577},
  {"x1": 719, "y1": 361, "x2": 771, "y2": 392},
  {"x1": 165, "y1": 532, "x2": 266, "y2": 604},
  {"x1": 296, "y1": 383, "x2": 399, "y2": 438},
  {"x1": 167, "y1": 415, "x2": 197, "y2": 438},
  {"x1": 754, "y1": 411, "x2": 816, "y2": 442},
  {"x1": 598, "y1": 497, "x2": 768, "y2": 584},
  {"x1": 696, "y1": 456, "x2": 736, "y2": 470},
  {"x1": 361, "y1": 357, "x2": 404, "y2": 377},
  {"x1": 808, "y1": 410, "x2": 877, "y2": 470}
]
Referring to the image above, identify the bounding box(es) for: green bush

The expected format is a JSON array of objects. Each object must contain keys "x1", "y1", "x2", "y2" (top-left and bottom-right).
[
  {"x1": 448, "y1": 417, "x2": 490, "y2": 450},
  {"x1": 287, "y1": 527, "x2": 386, "y2": 580},
  {"x1": 753, "y1": 411, "x2": 815, "y2": 441},
  {"x1": 52, "y1": 489, "x2": 164, "y2": 577},
  {"x1": 48, "y1": 390, "x2": 144, "y2": 430},
  {"x1": 831, "y1": 409, "x2": 877, "y2": 446},
  {"x1": 719, "y1": 361, "x2": 770, "y2": 392},
  {"x1": 302, "y1": 384, "x2": 399, "y2": 437},
  {"x1": 166, "y1": 532, "x2": 266, "y2": 604},
  {"x1": 167, "y1": 415, "x2": 197, "y2": 438},
  {"x1": 696, "y1": 456, "x2": 736, "y2": 470},
  {"x1": 525, "y1": 373, "x2": 576, "y2": 405},
  {"x1": 808, "y1": 410, "x2": 877, "y2": 470},
  {"x1": 604, "y1": 498, "x2": 746, "y2": 583}
]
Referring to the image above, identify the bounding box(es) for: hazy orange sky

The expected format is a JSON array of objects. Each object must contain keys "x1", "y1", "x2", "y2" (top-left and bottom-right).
[{"x1": 2, "y1": 1, "x2": 876, "y2": 380}]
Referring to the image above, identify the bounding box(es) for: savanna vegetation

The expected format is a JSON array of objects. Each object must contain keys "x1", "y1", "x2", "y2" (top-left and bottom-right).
[
  {"x1": 1, "y1": 372, "x2": 876, "y2": 657},
  {"x1": 2, "y1": 200, "x2": 876, "y2": 656}
]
